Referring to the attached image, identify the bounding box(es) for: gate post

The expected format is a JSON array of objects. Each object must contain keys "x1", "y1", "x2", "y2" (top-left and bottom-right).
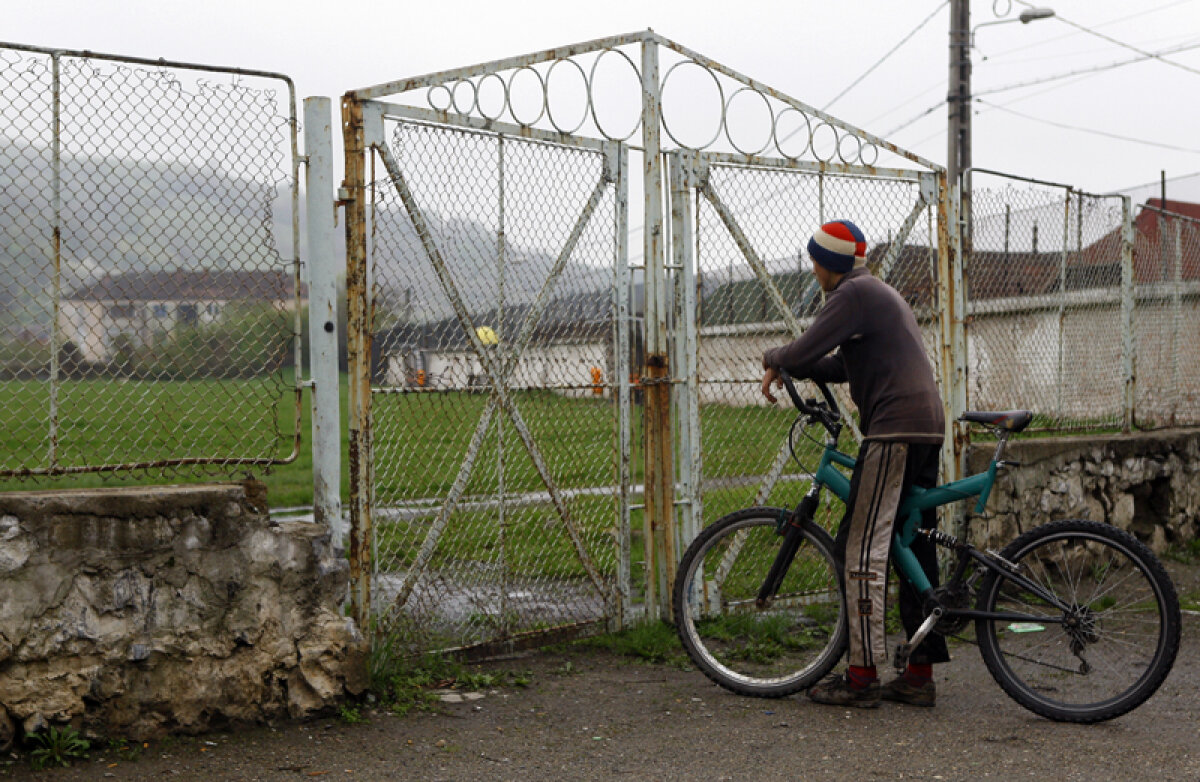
[
  {"x1": 640, "y1": 37, "x2": 675, "y2": 620},
  {"x1": 341, "y1": 94, "x2": 372, "y2": 626},
  {"x1": 669, "y1": 151, "x2": 702, "y2": 558},
  {"x1": 302, "y1": 97, "x2": 343, "y2": 542},
  {"x1": 938, "y1": 173, "x2": 968, "y2": 490}
]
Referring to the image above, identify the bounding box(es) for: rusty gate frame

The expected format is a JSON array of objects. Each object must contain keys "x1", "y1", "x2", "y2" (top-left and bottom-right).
[{"x1": 339, "y1": 30, "x2": 966, "y2": 642}]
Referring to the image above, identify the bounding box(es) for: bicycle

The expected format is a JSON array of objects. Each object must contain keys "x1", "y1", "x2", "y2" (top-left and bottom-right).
[{"x1": 672, "y1": 372, "x2": 1181, "y2": 723}]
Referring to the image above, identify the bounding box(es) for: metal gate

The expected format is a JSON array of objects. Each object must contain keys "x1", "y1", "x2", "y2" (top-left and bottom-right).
[
  {"x1": 340, "y1": 31, "x2": 959, "y2": 658},
  {"x1": 671, "y1": 155, "x2": 946, "y2": 558},
  {"x1": 344, "y1": 100, "x2": 630, "y2": 657}
]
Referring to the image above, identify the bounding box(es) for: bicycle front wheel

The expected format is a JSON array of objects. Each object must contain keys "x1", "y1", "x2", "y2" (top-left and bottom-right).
[
  {"x1": 976, "y1": 519, "x2": 1181, "y2": 723},
  {"x1": 673, "y1": 507, "x2": 847, "y2": 698}
]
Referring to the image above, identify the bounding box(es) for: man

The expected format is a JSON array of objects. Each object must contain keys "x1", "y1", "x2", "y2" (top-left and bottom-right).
[{"x1": 760, "y1": 219, "x2": 949, "y2": 708}]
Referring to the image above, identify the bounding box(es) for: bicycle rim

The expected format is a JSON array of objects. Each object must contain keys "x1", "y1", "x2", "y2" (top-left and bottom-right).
[
  {"x1": 976, "y1": 520, "x2": 1180, "y2": 722},
  {"x1": 674, "y1": 509, "x2": 846, "y2": 697}
]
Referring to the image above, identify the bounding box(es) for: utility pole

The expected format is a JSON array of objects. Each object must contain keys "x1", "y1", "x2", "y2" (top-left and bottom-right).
[{"x1": 948, "y1": 0, "x2": 971, "y2": 232}]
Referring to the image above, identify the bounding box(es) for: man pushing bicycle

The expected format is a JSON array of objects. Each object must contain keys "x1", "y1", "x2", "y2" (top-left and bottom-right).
[{"x1": 760, "y1": 219, "x2": 949, "y2": 708}]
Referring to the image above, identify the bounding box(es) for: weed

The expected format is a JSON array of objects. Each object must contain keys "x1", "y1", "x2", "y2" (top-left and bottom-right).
[
  {"x1": 368, "y1": 651, "x2": 534, "y2": 717},
  {"x1": 105, "y1": 738, "x2": 142, "y2": 762},
  {"x1": 337, "y1": 705, "x2": 369, "y2": 725},
  {"x1": 28, "y1": 726, "x2": 90, "y2": 770},
  {"x1": 572, "y1": 621, "x2": 690, "y2": 668},
  {"x1": 1166, "y1": 539, "x2": 1200, "y2": 565}
]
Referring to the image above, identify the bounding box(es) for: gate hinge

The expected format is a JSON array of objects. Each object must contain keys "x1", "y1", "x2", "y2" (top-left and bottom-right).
[
  {"x1": 919, "y1": 172, "x2": 938, "y2": 205},
  {"x1": 677, "y1": 149, "x2": 707, "y2": 189}
]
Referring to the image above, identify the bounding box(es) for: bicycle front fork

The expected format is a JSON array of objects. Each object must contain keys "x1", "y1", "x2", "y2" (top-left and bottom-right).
[{"x1": 756, "y1": 491, "x2": 821, "y2": 609}]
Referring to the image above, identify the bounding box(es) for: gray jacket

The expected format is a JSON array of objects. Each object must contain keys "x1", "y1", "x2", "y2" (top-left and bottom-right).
[{"x1": 762, "y1": 268, "x2": 944, "y2": 443}]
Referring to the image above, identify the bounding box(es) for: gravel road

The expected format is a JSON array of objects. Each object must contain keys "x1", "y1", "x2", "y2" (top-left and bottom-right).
[{"x1": 10, "y1": 568, "x2": 1199, "y2": 782}]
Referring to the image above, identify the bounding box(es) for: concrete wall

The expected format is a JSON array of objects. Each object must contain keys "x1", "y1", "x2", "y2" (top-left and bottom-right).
[
  {"x1": 966, "y1": 428, "x2": 1200, "y2": 552},
  {"x1": 0, "y1": 483, "x2": 367, "y2": 746}
]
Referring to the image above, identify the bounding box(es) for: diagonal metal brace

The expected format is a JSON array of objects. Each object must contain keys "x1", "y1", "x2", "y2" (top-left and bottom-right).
[{"x1": 375, "y1": 140, "x2": 610, "y2": 608}]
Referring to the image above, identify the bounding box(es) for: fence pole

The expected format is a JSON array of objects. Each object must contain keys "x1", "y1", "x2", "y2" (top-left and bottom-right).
[
  {"x1": 612, "y1": 142, "x2": 632, "y2": 631},
  {"x1": 938, "y1": 173, "x2": 967, "y2": 491},
  {"x1": 669, "y1": 152, "x2": 702, "y2": 557},
  {"x1": 1056, "y1": 190, "x2": 1070, "y2": 421},
  {"x1": 640, "y1": 37, "x2": 674, "y2": 621},
  {"x1": 341, "y1": 94, "x2": 372, "y2": 626},
  {"x1": 1171, "y1": 219, "x2": 1182, "y2": 426},
  {"x1": 49, "y1": 53, "x2": 61, "y2": 471},
  {"x1": 302, "y1": 97, "x2": 344, "y2": 542},
  {"x1": 1120, "y1": 196, "x2": 1135, "y2": 432}
]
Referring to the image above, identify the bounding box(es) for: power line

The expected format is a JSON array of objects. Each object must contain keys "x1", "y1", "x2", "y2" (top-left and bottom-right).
[
  {"x1": 1112, "y1": 170, "x2": 1200, "y2": 194},
  {"x1": 821, "y1": 0, "x2": 948, "y2": 112},
  {"x1": 983, "y1": 0, "x2": 1198, "y2": 61},
  {"x1": 884, "y1": 100, "x2": 947, "y2": 137},
  {"x1": 1012, "y1": 0, "x2": 1200, "y2": 77},
  {"x1": 975, "y1": 40, "x2": 1200, "y2": 98},
  {"x1": 981, "y1": 33, "x2": 1200, "y2": 67},
  {"x1": 888, "y1": 36, "x2": 1200, "y2": 136},
  {"x1": 976, "y1": 99, "x2": 1200, "y2": 154}
]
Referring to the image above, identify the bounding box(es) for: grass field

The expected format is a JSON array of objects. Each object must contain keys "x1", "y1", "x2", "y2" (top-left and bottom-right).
[{"x1": 0, "y1": 373, "x2": 832, "y2": 519}]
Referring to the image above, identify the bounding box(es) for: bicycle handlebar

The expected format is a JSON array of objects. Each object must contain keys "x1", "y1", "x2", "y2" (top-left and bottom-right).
[{"x1": 778, "y1": 369, "x2": 841, "y2": 435}]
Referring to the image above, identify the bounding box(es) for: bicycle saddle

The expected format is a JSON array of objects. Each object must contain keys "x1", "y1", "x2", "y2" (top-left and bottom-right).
[{"x1": 959, "y1": 410, "x2": 1033, "y2": 432}]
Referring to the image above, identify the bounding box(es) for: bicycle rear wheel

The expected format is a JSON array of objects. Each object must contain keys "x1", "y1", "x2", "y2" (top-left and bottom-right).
[
  {"x1": 673, "y1": 507, "x2": 847, "y2": 697},
  {"x1": 976, "y1": 519, "x2": 1181, "y2": 723}
]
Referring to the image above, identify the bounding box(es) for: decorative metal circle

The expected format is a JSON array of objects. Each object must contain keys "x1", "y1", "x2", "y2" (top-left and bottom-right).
[
  {"x1": 507, "y1": 65, "x2": 546, "y2": 127},
  {"x1": 860, "y1": 141, "x2": 879, "y2": 167},
  {"x1": 476, "y1": 72, "x2": 507, "y2": 121},
  {"x1": 427, "y1": 84, "x2": 452, "y2": 112},
  {"x1": 724, "y1": 86, "x2": 775, "y2": 156},
  {"x1": 451, "y1": 79, "x2": 477, "y2": 116},
  {"x1": 811, "y1": 121, "x2": 839, "y2": 163},
  {"x1": 659, "y1": 59, "x2": 724, "y2": 151},
  {"x1": 545, "y1": 57, "x2": 590, "y2": 136},
  {"x1": 837, "y1": 133, "x2": 861, "y2": 165},
  {"x1": 772, "y1": 107, "x2": 812, "y2": 160},
  {"x1": 587, "y1": 47, "x2": 642, "y2": 142}
]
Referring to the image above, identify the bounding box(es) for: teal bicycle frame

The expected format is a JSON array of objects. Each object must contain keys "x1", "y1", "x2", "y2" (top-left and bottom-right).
[{"x1": 810, "y1": 441, "x2": 1000, "y2": 596}]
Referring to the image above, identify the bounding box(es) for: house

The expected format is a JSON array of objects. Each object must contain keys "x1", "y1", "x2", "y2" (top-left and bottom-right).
[{"x1": 60, "y1": 269, "x2": 305, "y2": 363}]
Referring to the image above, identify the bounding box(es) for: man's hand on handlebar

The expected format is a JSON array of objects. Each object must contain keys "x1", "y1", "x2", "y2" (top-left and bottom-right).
[{"x1": 761, "y1": 367, "x2": 781, "y2": 404}]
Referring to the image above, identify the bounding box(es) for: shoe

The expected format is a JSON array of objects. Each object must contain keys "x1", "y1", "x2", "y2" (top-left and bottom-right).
[
  {"x1": 807, "y1": 672, "x2": 881, "y2": 708},
  {"x1": 881, "y1": 676, "x2": 936, "y2": 707}
]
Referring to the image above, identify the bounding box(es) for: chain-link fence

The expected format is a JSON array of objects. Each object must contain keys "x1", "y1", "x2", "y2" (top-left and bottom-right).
[
  {"x1": 363, "y1": 116, "x2": 627, "y2": 657},
  {"x1": 967, "y1": 170, "x2": 1198, "y2": 431},
  {"x1": 691, "y1": 163, "x2": 941, "y2": 531},
  {"x1": 0, "y1": 43, "x2": 301, "y2": 479},
  {"x1": 1133, "y1": 203, "x2": 1200, "y2": 427}
]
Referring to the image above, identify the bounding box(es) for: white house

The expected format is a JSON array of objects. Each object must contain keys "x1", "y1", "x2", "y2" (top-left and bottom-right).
[{"x1": 60, "y1": 269, "x2": 304, "y2": 363}]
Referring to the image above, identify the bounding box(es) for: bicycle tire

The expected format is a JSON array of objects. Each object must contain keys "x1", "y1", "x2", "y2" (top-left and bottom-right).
[
  {"x1": 673, "y1": 507, "x2": 847, "y2": 698},
  {"x1": 975, "y1": 519, "x2": 1181, "y2": 723}
]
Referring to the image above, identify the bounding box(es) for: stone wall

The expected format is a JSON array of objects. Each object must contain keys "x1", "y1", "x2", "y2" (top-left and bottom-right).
[
  {"x1": 0, "y1": 483, "x2": 367, "y2": 745},
  {"x1": 965, "y1": 428, "x2": 1200, "y2": 552}
]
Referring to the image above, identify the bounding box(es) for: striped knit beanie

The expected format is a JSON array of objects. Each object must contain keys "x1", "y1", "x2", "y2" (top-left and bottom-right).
[{"x1": 807, "y1": 220, "x2": 867, "y2": 274}]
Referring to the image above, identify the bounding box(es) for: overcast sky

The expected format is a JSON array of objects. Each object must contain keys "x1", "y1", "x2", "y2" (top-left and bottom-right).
[{"x1": 5, "y1": 0, "x2": 1200, "y2": 199}]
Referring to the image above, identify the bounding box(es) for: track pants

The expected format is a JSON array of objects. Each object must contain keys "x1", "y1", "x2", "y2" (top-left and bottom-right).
[{"x1": 834, "y1": 440, "x2": 950, "y2": 668}]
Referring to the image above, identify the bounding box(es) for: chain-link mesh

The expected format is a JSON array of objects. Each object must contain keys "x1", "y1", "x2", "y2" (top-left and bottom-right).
[
  {"x1": 694, "y1": 164, "x2": 938, "y2": 527},
  {"x1": 0, "y1": 45, "x2": 300, "y2": 478},
  {"x1": 969, "y1": 173, "x2": 1139, "y2": 431},
  {"x1": 1133, "y1": 205, "x2": 1200, "y2": 427},
  {"x1": 366, "y1": 120, "x2": 623, "y2": 655},
  {"x1": 968, "y1": 176, "x2": 1200, "y2": 431}
]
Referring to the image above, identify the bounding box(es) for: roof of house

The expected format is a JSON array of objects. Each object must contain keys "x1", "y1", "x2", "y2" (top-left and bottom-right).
[{"x1": 65, "y1": 269, "x2": 304, "y2": 302}]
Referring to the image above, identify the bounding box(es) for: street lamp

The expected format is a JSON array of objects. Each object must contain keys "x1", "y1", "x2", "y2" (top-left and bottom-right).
[{"x1": 971, "y1": 7, "x2": 1056, "y2": 46}]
